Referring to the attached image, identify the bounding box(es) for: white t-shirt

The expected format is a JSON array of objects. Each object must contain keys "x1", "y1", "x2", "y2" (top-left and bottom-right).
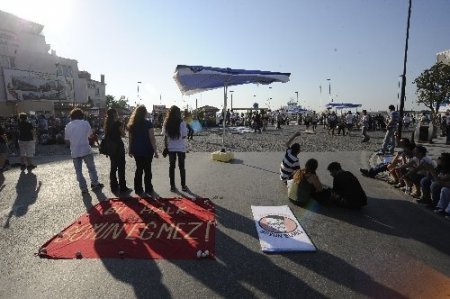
[
  {"x1": 345, "y1": 114, "x2": 353, "y2": 125},
  {"x1": 64, "y1": 119, "x2": 93, "y2": 158},
  {"x1": 163, "y1": 121, "x2": 187, "y2": 152}
]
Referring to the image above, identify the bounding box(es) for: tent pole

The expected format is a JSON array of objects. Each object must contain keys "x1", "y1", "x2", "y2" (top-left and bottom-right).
[{"x1": 222, "y1": 85, "x2": 227, "y2": 151}]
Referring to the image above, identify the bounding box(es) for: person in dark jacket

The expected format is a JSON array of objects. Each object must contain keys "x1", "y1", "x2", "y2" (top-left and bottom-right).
[
  {"x1": 104, "y1": 108, "x2": 131, "y2": 194},
  {"x1": 17, "y1": 113, "x2": 36, "y2": 171},
  {"x1": 327, "y1": 162, "x2": 367, "y2": 209},
  {"x1": 127, "y1": 105, "x2": 159, "y2": 197}
]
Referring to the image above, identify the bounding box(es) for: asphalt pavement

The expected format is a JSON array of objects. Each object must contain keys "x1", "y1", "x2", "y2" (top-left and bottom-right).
[{"x1": 0, "y1": 149, "x2": 449, "y2": 298}]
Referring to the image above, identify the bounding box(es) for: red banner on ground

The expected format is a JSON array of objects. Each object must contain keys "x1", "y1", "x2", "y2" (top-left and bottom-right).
[{"x1": 38, "y1": 197, "x2": 215, "y2": 260}]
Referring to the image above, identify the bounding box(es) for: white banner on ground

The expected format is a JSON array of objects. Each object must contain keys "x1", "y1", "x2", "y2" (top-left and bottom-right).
[{"x1": 251, "y1": 205, "x2": 316, "y2": 253}]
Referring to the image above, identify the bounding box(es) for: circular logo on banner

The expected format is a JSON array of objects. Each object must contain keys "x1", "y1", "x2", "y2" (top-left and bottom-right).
[{"x1": 258, "y1": 215, "x2": 298, "y2": 233}]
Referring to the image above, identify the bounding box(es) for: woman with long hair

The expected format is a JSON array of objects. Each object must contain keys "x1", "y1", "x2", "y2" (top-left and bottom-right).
[
  {"x1": 127, "y1": 105, "x2": 158, "y2": 196},
  {"x1": 163, "y1": 105, "x2": 188, "y2": 192},
  {"x1": 289, "y1": 158, "x2": 330, "y2": 205},
  {"x1": 104, "y1": 108, "x2": 131, "y2": 193}
]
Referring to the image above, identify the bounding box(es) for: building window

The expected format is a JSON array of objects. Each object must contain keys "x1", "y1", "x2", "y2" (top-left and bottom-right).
[{"x1": 96, "y1": 88, "x2": 100, "y2": 95}]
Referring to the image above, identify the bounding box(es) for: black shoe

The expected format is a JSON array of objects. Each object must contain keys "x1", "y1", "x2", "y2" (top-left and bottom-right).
[
  {"x1": 170, "y1": 186, "x2": 177, "y2": 192},
  {"x1": 91, "y1": 183, "x2": 104, "y2": 190},
  {"x1": 181, "y1": 185, "x2": 189, "y2": 192},
  {"x1": 27, "y1": 164, "x2": 37, "y2": 171},
  {"x1": 360, "y1": 168, "x2": 370, "y2": 177},
  {"x1": 120, "y1": 187, "x2": 133, "y2": 193}
]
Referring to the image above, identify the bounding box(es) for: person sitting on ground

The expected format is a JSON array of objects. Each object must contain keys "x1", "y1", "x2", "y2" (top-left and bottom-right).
[
  {"x1": 288, "y1": 158, "x2": 331, "y2": 205},
  {"x1": 359, "y1": 138, "x2": 414, "y2": 180},
  {"x1": 327, "y1": 162, "x2": 367, "y2": 209},
  {"x1": 419, "y1": 152, "x2": 450, "y2": 207},
  {"x1": 434, "y1": 185, "x2": 450, "y2": 220},
  {"x1": 399, "y1": 145, "x2": 436, "y2": 197},
  {"x1": 280, "y1": 131, "x2": 301, "y2": 183}
]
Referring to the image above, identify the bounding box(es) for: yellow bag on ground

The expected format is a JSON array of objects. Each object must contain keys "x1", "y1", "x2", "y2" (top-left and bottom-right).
[
  {"x1": 211, "y1": 151, "x2": 234, "y2": 162},
  {"x1": 287, "y1": 179, "x2": 298, "y2": 200}
]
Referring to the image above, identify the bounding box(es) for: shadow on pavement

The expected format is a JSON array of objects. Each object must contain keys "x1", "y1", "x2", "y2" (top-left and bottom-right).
[
  {"x1": 305, "y1": 196, "x2": 450, "y2": 264},
  {"x1": 3, "y1": 170, "x2": 41, "y2": 228},
  {"x1": 212, "y1": 203, "x2": 407, "y2": 298}
]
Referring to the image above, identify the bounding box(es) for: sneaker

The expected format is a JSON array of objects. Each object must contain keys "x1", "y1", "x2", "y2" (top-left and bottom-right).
[
  {"x1": 359, "y1": 168, "x2": 370, "y2": 177},
  {"x1": 170, "y1": 186, "x2": 177, "y2": 192},
  {"x1": 181, "y1": 185, "x2": 189, "y2": 192},
  {"x1": 91, "y1": 183, "x2": 104, "y2": 190},
  {"x1": 120, "y1": 187, "x2": 133, "y2": 193},
  {"x1": 138, "y1": 192, "x2": 151, "y2": 198},
  {"x1": 27, "y1": 164, "x2": 37, "y2": 171},
  {"x1": 404, "y1": 186, "x2": 412, "y2": 195},
  {"x1": 434, "y1": 208, "x2": 444, "y2": 214},
  {"x1": 394, "y1": 183, "x2": 405, "y2": 189},
  {"x1": 376, "y1": 151, "x2": 385, "y2": 156}
]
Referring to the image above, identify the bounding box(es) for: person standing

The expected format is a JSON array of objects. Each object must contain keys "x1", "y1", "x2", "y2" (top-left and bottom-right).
[
  {"x1": 163, "y1": 105, "x2": 188, "y2": 192},
  {"x1": 360, "y1": 110, "x2": 370, "y2": 142},
  {"x1": 64, "y1": 109, "x2": 104, "y2": 194},
  {"x1": 127, "y1": 105, "x2": 158, "y2": 196},
  {"x1": 446, "y1": 110, "x2": 450, "y2": 145},
  {"x1": 0, "y1": 123, "x2": 8, "y2": 171},
  {"x1": 184, "y1": 110, "x2": 194, "y2": 140},
  {"x1": 344, "y1": 111, "x2": 353, "y2": 136},
  {"x1": 17, "y1": 113, "x2": 36, "y2": 171},
  {"x1": 378, "y1": 105, "x2": 399, "y2": 155},
  {"x1": 104, "y1": 108, "x2": 131, "y2": 193}
]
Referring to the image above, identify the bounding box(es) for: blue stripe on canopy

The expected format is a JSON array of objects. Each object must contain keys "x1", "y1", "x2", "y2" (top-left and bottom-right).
[
  {"x1": 326, "y1": 102, "x2": 362, "y2": 108},
  {"x1": 174, "y1": 65, "x2": 290, "y2": 95}
]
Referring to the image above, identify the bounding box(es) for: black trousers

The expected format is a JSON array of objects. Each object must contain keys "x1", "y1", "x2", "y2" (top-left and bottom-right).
[
  {"x1": 134, "y1": 155, "x2": 153, "y2": 193},
  {"x1": 169, "y1": 152, "x2": 186, "y2": 187},
  {"x1": 109, "y1": 148, "x2": 126, "y2": 190}
]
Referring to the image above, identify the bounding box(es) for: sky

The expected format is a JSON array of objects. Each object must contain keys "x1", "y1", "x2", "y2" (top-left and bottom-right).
[{"x1": 2, "y1": 0, "x2": 450, "y2": 112}]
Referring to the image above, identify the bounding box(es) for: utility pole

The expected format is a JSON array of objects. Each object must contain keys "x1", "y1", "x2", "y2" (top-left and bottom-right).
[{"x1": 397, "y1": 0, "x2": 412, "y2": 140}]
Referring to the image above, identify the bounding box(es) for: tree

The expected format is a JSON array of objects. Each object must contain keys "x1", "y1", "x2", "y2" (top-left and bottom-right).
[
  {"x1": 413, "y1": 62, "x2": 450, "y2": 117},
  {"x1": 105, "y1": 95, "x2": 129, "y2": 110}
]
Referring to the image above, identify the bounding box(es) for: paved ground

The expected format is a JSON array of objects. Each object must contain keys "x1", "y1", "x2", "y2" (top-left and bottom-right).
[{"x1": 0, "y1": 148, "x2": 449, "y2": 298}]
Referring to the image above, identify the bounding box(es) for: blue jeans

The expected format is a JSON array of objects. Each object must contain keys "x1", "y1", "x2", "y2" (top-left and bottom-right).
[{"x1": 72, "y1": 154, "x2": 99, "y2": 190}]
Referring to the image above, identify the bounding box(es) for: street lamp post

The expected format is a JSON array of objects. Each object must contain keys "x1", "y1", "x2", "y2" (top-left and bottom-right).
[
  {"x1": 295, "y1": 91, "x2": 299, "y2": 124},
  {"x1": 397, "y1": 0, "x2": 412, "y2": 140},
  {"x1": 326, "y1": 78, "x2": 332, "y2": 102},
  {"x1": 137, "y1": 81, "x2": 142, "y2": 104},
  {"x1": 229, "y1": 90, "x2": 234, "y2": 110}
]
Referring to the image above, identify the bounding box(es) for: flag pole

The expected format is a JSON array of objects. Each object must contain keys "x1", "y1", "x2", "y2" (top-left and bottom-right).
[{"x1": 222, "y1": 84, "x2": 228, "y2": 151}]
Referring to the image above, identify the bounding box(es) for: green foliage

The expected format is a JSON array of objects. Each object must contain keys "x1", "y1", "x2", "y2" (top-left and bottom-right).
[
  {"x1": 413, "y1": 62, "x2": 450, "y2": 115},
  {"x1": 105, "y1": 95, "x2": 128, "y2": 110}
]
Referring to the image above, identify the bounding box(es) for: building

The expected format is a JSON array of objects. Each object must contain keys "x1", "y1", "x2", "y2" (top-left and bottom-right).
[
  {"x1": 0, "y1": 10, "x2": 106, "y2": 117},
  {"x1": 437, "y1": 49, "x2": 450, "y2": 65}
]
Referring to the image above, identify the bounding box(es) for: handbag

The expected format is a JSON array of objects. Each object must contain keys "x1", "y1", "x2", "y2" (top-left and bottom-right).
[
  {"x1": 99, "y1": 138, "x2": 109, "y2": 156},
  {"x1": 162, "y1": 148, "x2": 168, "y2": 158}
]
